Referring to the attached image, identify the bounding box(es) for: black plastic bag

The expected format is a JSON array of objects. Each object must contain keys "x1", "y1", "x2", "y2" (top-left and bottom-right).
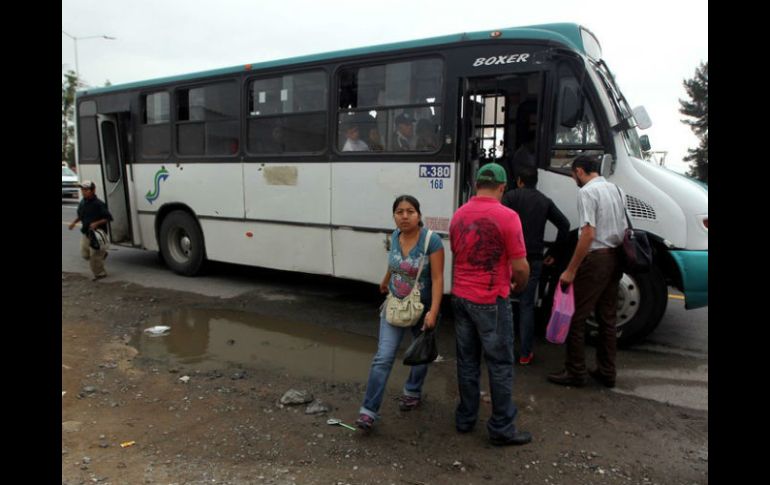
[{"x1": 403, "y1": 327, "x2": 438, "y2": 366}]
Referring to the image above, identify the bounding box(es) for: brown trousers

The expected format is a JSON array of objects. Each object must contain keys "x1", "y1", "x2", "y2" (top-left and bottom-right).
[{"x1": 565, "y1": 250, "x2": 622, "y2": 379}]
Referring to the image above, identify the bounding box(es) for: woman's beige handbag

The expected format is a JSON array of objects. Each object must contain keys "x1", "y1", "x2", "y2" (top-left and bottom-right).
[{"x1": 384, "y1": 230, "x2": 432, "y2": 327}]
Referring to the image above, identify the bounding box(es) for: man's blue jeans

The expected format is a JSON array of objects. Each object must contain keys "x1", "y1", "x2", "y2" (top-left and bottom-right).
[
  {"x1": 359, "y1": 313, "x2": 430, "y2": 420},
  {"x1": 452, "y1": 296, "x2": 519, "y2": 440},
  {"x1": 516, "y1": 259, "x2": 543, "y2": 358}
]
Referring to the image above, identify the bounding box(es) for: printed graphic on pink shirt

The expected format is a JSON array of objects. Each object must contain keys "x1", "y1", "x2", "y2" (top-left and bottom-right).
[
  {"x1": 450, "y1": 197, "x2": 526, "y2": 304},
  {"x1": 453, "y1": 218, "x2": 504, "y2": 290}
]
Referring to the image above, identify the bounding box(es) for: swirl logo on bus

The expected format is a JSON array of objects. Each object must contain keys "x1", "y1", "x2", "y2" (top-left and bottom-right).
[{"x1": 146, "y1": 167, "x2": 170, "y2": 204}]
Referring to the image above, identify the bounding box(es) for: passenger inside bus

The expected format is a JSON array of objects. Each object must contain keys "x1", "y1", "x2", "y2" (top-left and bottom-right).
[
  {"x1": 358, "y1": 113, "x2": 384, "y2": 152},
  {"x1": 512, "y1": 129, "x2": 535, "y2": 171},
  {"x1": 390, "y1": 112, "x2": 415, "y2": 151},
  {"x1": 415, "y1": 118, "x2": 439, "y2": 151},
  {"x1": 268, "y1": 126, "x2": 286, "y2": 152},
  {"x1": 511, "y1": 98, "x2": 538, "y2": 181},
  {"x1": 228, "y1": 138, "x2": 239, "y2": 155},
  {"x1": 366, "y1": 127, "x2": 384, "y2": 151},
  {"x1": 342, "y1": 124, "x2": 370, "y2": 151}
]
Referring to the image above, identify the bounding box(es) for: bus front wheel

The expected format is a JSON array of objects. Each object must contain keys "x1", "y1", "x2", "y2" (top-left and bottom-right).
[
  {"x1": 587, "y1": 265, "x2": 668, "y2": 347},
  {"x1": 159, "y1": 210, "x2": 206, "y2": 276}
]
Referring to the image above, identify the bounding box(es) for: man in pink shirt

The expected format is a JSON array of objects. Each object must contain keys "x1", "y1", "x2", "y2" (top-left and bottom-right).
[{"x1": 449, "y1": 162, "x2": 532, "y2": 446}]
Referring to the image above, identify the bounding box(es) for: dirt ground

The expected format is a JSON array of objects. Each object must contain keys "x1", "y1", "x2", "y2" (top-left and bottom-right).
[{"x1": 62, "y1": 272, "x2": 708, "y2": 485}]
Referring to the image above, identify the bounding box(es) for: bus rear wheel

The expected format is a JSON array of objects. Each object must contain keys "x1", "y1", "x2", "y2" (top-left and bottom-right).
[
  {"x1": 586, "y1": 265, "x2": 668, "y2": 347},
  {"x1": 159, "y1": 210, "x2": 206, "y2": 276}
]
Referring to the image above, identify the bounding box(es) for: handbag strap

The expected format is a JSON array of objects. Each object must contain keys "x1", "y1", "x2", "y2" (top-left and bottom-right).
[
  {"x1": 412, "y1": 229, "x2": 433, "y2": 287},
  {"x1": 614, "y1": 185, "x2": 634, "y2": 230},
  {"x1": 387, "y1": 229, "x2": 433, "y2": 300}
]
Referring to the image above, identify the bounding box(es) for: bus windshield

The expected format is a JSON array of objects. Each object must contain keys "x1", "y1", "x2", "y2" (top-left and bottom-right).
[
  {"x1": 590, "y1": 59, "x2": 632, "y2": 124},
  {"x1": 590, "y1": 59, "x2": 644, "y2": 158}
]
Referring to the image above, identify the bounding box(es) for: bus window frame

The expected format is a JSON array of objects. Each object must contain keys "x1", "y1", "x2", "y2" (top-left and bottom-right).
[
  {"x1": 543, "y1": 58, "x2": 614, "y2": 176},
  {"x1": 77, "y1": 100, "x2": 101, "y2": 164},
  {"x1": 172, "y1": 79, "x2": 241, "y2": 160},
  {"x1": 243, "y1": 67, "x2": 330, "y2": 158},
  {"x1": 139, "y1": 90, "x2": 172, "y2": 161},
  {"x1": 332, "y1": 54, "x2": 447, "y2": 158}
]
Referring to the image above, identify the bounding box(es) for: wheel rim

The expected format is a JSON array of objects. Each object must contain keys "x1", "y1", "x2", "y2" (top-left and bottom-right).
[
  {"x1": 169, "y1": 227, "x2": 192, "y2": 263},
  {"x1": 587, "y1": 273, "x2": 641, "y2": 337}
]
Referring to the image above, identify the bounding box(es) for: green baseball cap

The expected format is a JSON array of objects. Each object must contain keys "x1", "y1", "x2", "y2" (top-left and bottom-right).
[{"x1": 476, "y1": 163, "x2": 507, "y2": 184}]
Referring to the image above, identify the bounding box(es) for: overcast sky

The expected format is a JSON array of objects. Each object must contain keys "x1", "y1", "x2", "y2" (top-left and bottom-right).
[{"x1": 62, "y1": 0, "x2": 707, "y2": 174}]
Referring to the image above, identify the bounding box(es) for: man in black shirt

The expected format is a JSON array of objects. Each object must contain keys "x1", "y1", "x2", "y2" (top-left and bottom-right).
[
  {"x1": 68, "y1": 180, "x2": 113, "y2": 281},
  {"x1": 502, "y1": 166, "x2": 570, "y2": 365}
]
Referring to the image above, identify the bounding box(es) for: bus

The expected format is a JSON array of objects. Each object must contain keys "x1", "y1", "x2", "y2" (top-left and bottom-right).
[{"x1": 74, "y1": 23, "x2": 708, "y2": 346}]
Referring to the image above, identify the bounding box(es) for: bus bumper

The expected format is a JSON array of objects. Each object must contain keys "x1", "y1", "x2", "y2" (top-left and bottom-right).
[{"x1": 669, "y1": 250, "x2": 708, "y2": 309}]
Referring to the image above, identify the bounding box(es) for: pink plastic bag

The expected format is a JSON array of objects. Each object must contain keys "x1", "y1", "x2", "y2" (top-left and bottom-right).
[{"x1": 546, "y1": 283, "x2": 575, "y2": 344}]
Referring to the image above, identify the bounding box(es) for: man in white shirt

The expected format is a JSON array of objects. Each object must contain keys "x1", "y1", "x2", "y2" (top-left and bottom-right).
[{"x1": 547, "y1": 155, "x2": 627, "y2": 389}]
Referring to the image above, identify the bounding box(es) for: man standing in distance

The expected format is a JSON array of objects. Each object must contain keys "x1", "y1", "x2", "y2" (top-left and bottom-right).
[
  {"x1": 449, "y1": 162, "x2": 532, "y2": 446},
  {"x1": 547, "y1": 155, "x2": 627, "y2": 388},
  {"x1": 68, "y1": 180, "x2": 113, "y2": 281}
]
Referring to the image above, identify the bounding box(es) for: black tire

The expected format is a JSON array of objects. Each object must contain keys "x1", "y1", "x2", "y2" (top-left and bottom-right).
[
  {"x1": 587, "y1": 265, "x2": 668, "y2": 347},
  {"x1": 159, "y1": 210, "x2": 206, "y2": 276}
]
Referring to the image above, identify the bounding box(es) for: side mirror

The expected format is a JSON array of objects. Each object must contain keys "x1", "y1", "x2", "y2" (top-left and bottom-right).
[
  {"x1": 560, "y1": 86, "x2": 582, "y2": 128},
  {"x1": 600, "y1": 153, "x2": 615, "y2": 176},
  {"x1": 639, "y1": 135, "x2": 651, "y2": 152},
  {"x1": 632, "y1": 106, "x2": 652, "y2": 130}
]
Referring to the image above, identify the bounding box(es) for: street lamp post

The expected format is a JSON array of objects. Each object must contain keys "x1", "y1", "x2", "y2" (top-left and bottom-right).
[{"x1": 61, "y1": 31, "x2": 116, "y2": 85}]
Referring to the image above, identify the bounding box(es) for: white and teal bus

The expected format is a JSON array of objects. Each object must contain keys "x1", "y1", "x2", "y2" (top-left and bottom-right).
[{"x1": 74, "y1": 23, "x2": 707, "y2": 345}]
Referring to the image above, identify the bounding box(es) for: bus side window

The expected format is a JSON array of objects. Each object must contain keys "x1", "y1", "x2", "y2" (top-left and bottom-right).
[
  {"x1": 336, "y1": 58, "x2": 444, "y2": 154},
  {"x1": 141, "y1": 92, "x2": 171, "y2": 159},
  {"x1": 246, "y1": 70, "x2": 328, "y2": 155},
  {"x1": 175, "y1": 82, "x2": 239, "y2": 157},
  {"x1": 550, "y1": 64, "x2": 604, "y2": 171}
]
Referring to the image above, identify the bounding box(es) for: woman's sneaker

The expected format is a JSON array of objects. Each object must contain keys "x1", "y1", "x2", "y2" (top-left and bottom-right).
[
  {"x1": 355, "y1": 414, "x2": 375, "y2": 431},
  {"x1": 398, "y1": 395, "x2": 421, "y2": 411}
]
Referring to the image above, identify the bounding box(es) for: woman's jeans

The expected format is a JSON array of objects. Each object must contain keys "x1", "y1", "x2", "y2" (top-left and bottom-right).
[
  {"x1": 452, "y1": 295, "x2": 519, "y2": 440},
  {"x1": 359, "y1": 311, "x2": 430, "y2": 420}
]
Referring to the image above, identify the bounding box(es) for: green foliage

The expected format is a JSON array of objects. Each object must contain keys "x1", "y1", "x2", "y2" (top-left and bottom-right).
[
  {"x1": 62, "y1": 70, "x2": 79, "y2": 167},
  {"x1": 679, "y1": 62, "x2": 708, "y2": 183}
]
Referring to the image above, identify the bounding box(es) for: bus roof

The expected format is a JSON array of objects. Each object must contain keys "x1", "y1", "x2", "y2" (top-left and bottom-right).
[{"x1": 78, "y1": 23, "x2": 589, "y2": 96}]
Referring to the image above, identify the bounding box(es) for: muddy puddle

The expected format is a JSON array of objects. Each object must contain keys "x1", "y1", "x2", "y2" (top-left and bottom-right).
[{"x1": 132, "y1": 308, "x2": 458, "y2": 396}]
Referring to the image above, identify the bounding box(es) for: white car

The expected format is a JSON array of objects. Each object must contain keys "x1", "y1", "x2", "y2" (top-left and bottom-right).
[{"x1": 62, "y1": 165, "x2": 79, "y2": 198}]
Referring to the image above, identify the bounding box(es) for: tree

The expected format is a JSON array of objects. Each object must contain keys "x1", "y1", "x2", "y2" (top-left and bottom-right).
[
  {"x1": 62, "y1": 70, "x2": 79, "y2": 167},
  {"x1": 679, "y1": 62, "x2": 708, "y2": 183}
]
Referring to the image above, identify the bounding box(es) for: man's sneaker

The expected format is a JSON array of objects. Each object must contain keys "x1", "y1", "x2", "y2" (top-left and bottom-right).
[
  {"x1": 518, "y1": 352, "x2": 534, "y2": 365},
  {"x1": 398, "y1": 395, "x2": 421, "y2": 411},
  {"x1": 355, "y1": 414, "x2": 374, "y2": 431},
  {"x1": 91, "y1": 274, "x2": 107, "y2": 282}
]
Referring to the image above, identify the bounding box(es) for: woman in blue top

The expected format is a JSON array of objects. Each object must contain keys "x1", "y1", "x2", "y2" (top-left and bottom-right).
[{"x1": 356, "y1": 195, "x2": 445, "y2": 431}]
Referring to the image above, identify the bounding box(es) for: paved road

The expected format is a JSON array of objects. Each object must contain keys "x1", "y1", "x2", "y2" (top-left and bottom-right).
[{"x1": 62, "y1": 202, "x2": 708, "y2": 410}]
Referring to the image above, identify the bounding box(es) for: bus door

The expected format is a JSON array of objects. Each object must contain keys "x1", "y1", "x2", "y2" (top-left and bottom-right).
[
  {"x1": 459, "y1": 75, "x2": 541, "y2": 202},
  {"x1": 96, "y1": 114, "x2": 131, "y2": 245}
]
